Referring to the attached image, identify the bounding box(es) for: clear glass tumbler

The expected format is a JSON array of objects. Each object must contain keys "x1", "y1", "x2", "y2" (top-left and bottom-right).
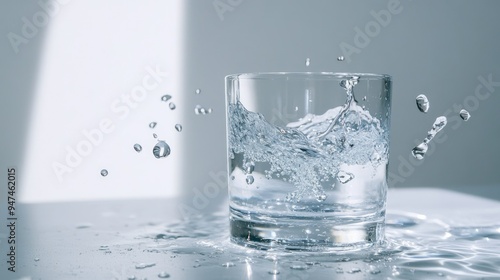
[{"x1": 225, "y1": 73, "x2": 392, "y2": 251}]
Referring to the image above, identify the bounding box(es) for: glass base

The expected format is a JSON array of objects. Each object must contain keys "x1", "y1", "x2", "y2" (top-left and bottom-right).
[{"x1": 230, "y1": 209, "x2": 385, "y2": 252}]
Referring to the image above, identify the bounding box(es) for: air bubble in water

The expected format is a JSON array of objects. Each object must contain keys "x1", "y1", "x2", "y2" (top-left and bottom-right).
[
  {"x1": 169, "y1": 102, "x2": 176, "y2": 110},
  {"x1": 195, "y1": 89, "x2": 201, "y2": 94},
  {"x1": 246, "y1": 175, "x2": 254, "y2": 185},
  {"x1": 100, "y1": 169, "x2": 108, "y2": 177},
  {"x1": 153, "y1": 141, "x2": 171, "y2": 159},
  {"x1": 416, "y1": 94, "x2": 429, "y2": 113},
  {"x1": 149, "y1": 122, "x2": 157, "y2": 129},
  {"x1": 337, "y1": 171, "x2": 354, "y2": 184},
  {"x1": 134, "y1": 144, "x2": 142, "y2": 152},
  {"x1": 175, "y1": 124, "x2": 182, "y2": 132},
  {"x1": 305, "y1": 58, "x2": 310, "y2": 67},
  {"x1": 161, "y1": 95, "x2": 171, "y2": 102},
  {"x1": 317, "y1": 194, "x2": 327, "y2": 202},
  {"x1": 460, "y1": 109, "x2": 470, "y2": 121},
  {"x1": 337, "y1": 56, "x2": 345, "y2": 61},
  {"x1": 158, "y1": 272, "x2": 170, "y2": 278}
]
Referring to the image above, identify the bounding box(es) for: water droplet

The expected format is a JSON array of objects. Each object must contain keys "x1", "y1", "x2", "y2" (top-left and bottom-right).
[
  {"x1": 195, "y1": 88, "x2": 201, "y2": 94},
  {"x1": 169, "y1": 102, "x2": 176, "y2": 110},
  {"x1": 100, "y1": 169, "x2": 108, "y2": 177},
  {"x1": 246, "y1": 175, "x2": 254, "y2": 185},
  {"x1": 149, "y1": 122, "x2": 157, "y2": 129},
  {"x1": 337, "y1": 56, "x2": 345, "y2": 61},
  {"x1": 158, "y1": 271, "x2": 170, "y2": 278},
  {"x1": 99, "y1": 245, "x2": 109, "y2": 250},
  {"x1": 294, "y1": 106, "x2": 299, "y2": 111},
  {"x1": 134, "y1": 144, "x2": 142, "y2": 152},
  {"x1": 153, "y1": 133, "x2": 158, "y2": 139},
  {"x1": 411, "y1": 142, "x2": 428, "y2": 160},
  {"x1": 127, "y1": 276, "x2": 137, "y2": 280},
  {"x1": 153, "y1": 141, "x2": 171, "y2": 159},
  {"x1": 305, "y1": 58, "x2": 310, "y2": 67},
  {"x1": 222, "y1": 262, "x2": 235, "y2": 268},
  {"x1": 337, "y1": 171, "x2": 354, "y2": 184},
  {"x1": 290, "y1": 264, "x2": 310, "y2": 270},
  {"x1": 75, "y1": 223, "x2": 92, "y2": 229},
  {"x1": 135, "y1": 263, "x2": 155, "y2": 269},
  {"x1": 460, "y1": 109, "x2": 470, "y2": 121},
  {"x1": 175, "y1": 124, "x2": 182, "y2": 132},
  {"x1": 416, "y1": 94, "x2": 429, "y2": 113},
  {"x1": 305, "y1": 229, "x2": 312, "y2": 234},
  {"x1": 362, "y1": 96, "x2": 367, "y2": 101},
  {"x1": 347, "y1": 268, "x2": 362, "y2": 274},
  {"x1": 317, "y1": 194, "x2": 327, "y2": 202},
  {"x1": 34, "y1": 258, "x2": 40, "y2": 262},
  {"x1": 268, "y1": 270, "x2": 280, "y2": 275},
  {"x1": 161, "y1": 95, "x2": 171, "y2": 102},
  {"x1": 369, "y1": 267, "x2": 381, "y2": 274},
  {"x1": 194, "y1": 105, "x2": 213, "y2": 115},
  {"x1": 244, "y1": 162, "x2": 254, "y2": 174}
]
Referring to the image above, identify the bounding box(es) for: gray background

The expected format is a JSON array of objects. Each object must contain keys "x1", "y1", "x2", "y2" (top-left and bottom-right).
[{"x1": 0, "y1": 0, "x2": 499, "y2": 206}]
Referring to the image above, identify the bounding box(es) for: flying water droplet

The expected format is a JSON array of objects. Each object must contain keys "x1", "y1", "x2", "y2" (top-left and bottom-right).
[
  {"x1": 34, "y1": 258, "x2": 40, "y2": 262},
  {"x1": 246, "y1": 175, "x2": 254, "y2": 185},
  {"x1": 175, "y1": 124, "x2": 182, "y2": 132},
  {"x1": 134, "y1": 144, "x2": 142, "y2": 152},
  {"x1": 337, "y1": 56, "x2": 345, "y2": 61},
  {"x1": 135, "y1": 263, "x2": 155, "y2": 269},
  {"x1": 161, "y1": 95, "x2": 171, "y2": 102},
  {"x1": 195, "y1": 88, "x2": 201, "y2": 94},
  {"x1": 411, "y1": 142, "x2": 428, "y2": 160},
  {"x1": 337, "y1": 171, "x2": 354, "y2": 184},
  {"x1": 305, "y1": 58, "x2": 310, "y2": 67},
  {"x1": 347, "y1": 268, "x2": 362, "y2": 274},
  {"x1": 149, "y1": 122, "x2": 157, "y2": 129},
  {"x1": 460, "y1": 109, "x2": 470, "y2": 121},
  {"x1": 153, "y1": 133, "x2": 158, "y2": 139},
  {"x1": 100, "y1": 169, "x2": 108, "y2": 177},
  {"x1": 194, "y1": 105, "x2": 213, "y2": 115},
  {"x1": 153, "y1": 141, "x2": 171, "y2": 159},
  {"x1": 169, "y1": 102, "x2": 176, "y2": 110},
  {"x1": 317, "y1": 194, "x2": 327, "y2": 202},
  {"x1": 290, "y1": 264, "x2": 310, "y2": 270},
  {"x1": 416, "y1": 94, "x2": 429, "y2": 113},
  {"x1": 158, "y1": 272, "x2": 170, "y2": 278}
]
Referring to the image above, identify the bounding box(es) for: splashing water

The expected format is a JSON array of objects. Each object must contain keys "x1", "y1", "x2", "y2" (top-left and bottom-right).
[
  {"x1": 416, "y1": 94, "x2": 429, "y2": 113},
  {"x1": 133, "y1": 144, "x2": 142, "y2": 152},
  {"x1": 100, "y1": 169, "x2": 108, "y2": 177},
  {"x1": 411, "y1": 116, "x2": 447, "y2": 160},
  {"x1": 460, "y1": 109, "x2": 471, "y2": 121},
  {"x1": 153, "y1": 141, "x2": 171, "y2": 159}
]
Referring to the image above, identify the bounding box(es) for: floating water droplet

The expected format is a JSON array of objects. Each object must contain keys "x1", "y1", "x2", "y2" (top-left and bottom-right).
[
  {"x1": 135, "y1": 263, "x2": 155, "y2": 269},
  {"x1": 337, "y1": 171, "x2": 354, "y2": 184},
  {"x1": 194, "y1": 105, "x2": 213, "y2": 115},
  {"x1": 158, "y1": 271, "x2": 170, "y2": 278},
  {"x1": 134, "y1": 144, "x2": 142, "y2": 152},
  {"x1": 305, "y1": 58, "x2": 310, "y2": 67},
  {"x1": 411, "y1": 142, "x2": 428, "y2": 160},
  {"x1": 317, "y1": 194, "x2": 327, "y2": 202},
  {"x1": 246, "y1": 175, "x2": 254, "y2": 185},
  {"x1": 416, "y1": 94, "x2": 429, "y2": 113},
  {"x1": 175, "y1": 124, "x2": 182, "y2": 132},
  {"x1": 195, "y1": 88, "x2": 201, "y2": 94},
  {"x1": 222, "y1": 262, "x2": 235, "y2": 268},
  {"x1": 161, "y1": 95, "x2": 171, "y2": 102},
  {"x1": 149, "y1": 122, "x2": 157, "y2": 129},
  {"x1": 337, "y1": 56, "x2": 345, "y2": 61},
  {"x1": 460, "y1": 109, "x2": 470, "y2": 121},
  {"x1": 153, "y1": 133, "x2": 158, "y2": 139},
  {"x1": 34, "y1": 257, "x2": 40, "y2": 262},
  {"x1": 268, "y1": 270, "x2": 280, "y2": 275},
  {"x1": 153, "y1": 141, "x2": 171, "y2": 159},
  {"x1": 169, "y1": 102, "x2": 176, "y2": 110},
  {"x1": 100, "y1": 169, "x2": 108, "y2": 177}
]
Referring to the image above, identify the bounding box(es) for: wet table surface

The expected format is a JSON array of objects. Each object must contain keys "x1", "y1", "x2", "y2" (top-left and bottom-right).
[{"x1": 2, "y1": 187, "x2": 500, "y2": 280}]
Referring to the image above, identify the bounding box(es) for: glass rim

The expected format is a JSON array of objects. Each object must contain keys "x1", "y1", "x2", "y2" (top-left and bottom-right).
[{"x1": 225, "y1": 72, "x2": 391, "y2": 81}]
